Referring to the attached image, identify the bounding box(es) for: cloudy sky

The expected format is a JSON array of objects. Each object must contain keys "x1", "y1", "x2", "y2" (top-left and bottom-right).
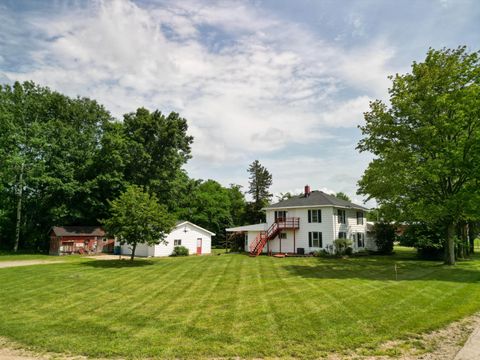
[{"x1": 1, "y1": 0, "x2": 479, "y2": 205}]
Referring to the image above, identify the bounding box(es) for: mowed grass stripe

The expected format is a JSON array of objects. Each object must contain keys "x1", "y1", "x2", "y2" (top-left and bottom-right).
[{"x1": 1, "y1": 249, "x2": 480, "y2": 359}]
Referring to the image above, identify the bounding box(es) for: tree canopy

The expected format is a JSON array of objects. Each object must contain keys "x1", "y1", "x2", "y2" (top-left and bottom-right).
[
  {"x1": 246, "y1": 160, "x2": 273, "y2": 223},
  {"x1": 335, "y1": 192, "x2": 351, "y2": 202},
  {"x1": 357, "y1": 47, "x2": 480, "y2": 265},
  {"x1": 103, "y1": 185, "x2": 175, "y2": 260}
]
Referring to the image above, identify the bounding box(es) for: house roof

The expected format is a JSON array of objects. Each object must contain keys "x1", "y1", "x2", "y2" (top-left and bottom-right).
[
  {"x1": 264, "y1": 191, "x2": 369, "y2": 211},
  {"x1": 175, "y1": 221, "x2": 215, "y2": 236},
  {"x1": 226, "y1": 223, "x2": 267, "y2": 232},
  {"x1": 51, "y1": 226, "x2": 106, "y2": 237}
]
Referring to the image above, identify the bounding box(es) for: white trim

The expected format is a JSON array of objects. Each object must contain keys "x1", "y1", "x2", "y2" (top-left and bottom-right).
[
  {"x1": 175, "y1": 221, "x2": 215, "y2": 236},
  {"x1": 263, "y1": 205, "x2": 369, "y2": 211}
]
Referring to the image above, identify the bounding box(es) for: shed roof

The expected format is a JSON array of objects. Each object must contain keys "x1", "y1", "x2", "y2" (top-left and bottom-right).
[
  {"x1": 265, "y1": 191, "x2": 369, "y2": 211},
  {"x1": 226, "y1": 223, "x2": 267, "y2": 232},
  {"x1": 51, "y1": 226, "x2": 106, "y2": 237}
]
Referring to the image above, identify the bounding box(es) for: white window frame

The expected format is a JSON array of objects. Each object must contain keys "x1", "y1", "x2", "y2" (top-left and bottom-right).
[
  {"x1": 356, "y1": 211, "x2": 364, "y2": 225},
  {"x1": 279, "y1": 232, "x2": 287, "y2": 239},
  {"x1": 308, "y1": 209, "x2": 322, "y2": 223},
  {"x1": 309, "y1": 231, "x2": 322, "y2": 248},
  {"x1": 338, "y1": 209, "x2": 346, "y2": 224}
]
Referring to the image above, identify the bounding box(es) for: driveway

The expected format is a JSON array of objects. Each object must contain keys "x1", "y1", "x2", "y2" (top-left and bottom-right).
[{"x1": 0, "y1": 260, "x2": 65, "y2": 269}]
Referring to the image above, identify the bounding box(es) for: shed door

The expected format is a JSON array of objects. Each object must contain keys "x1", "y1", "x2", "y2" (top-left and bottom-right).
[{"x1": 196, "y1": 238, "x2": 202, "y2": 255}]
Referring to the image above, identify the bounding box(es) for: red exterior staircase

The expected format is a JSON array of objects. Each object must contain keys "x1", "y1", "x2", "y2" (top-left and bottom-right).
[{"x1": 249, "y1": 217, "x2": 300, "y2": 256}]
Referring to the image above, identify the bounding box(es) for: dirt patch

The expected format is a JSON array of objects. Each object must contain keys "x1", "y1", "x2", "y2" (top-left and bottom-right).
[
  {"x1": 0, "y1": 260, "x2": 65, "y2": 269},
  {"x1": 1, "y1": 313, "x2": 479, "y2": 359},
  {"x1": 328, "y1": 312, "x2": 480, "y2": 360}
]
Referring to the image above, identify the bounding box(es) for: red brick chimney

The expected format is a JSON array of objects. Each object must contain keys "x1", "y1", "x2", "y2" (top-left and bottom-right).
[{"x1": 304, "y1": 185, "x2": 311, "y2": 197}]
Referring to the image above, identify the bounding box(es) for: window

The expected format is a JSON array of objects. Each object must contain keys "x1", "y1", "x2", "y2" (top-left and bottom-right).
[
  {"x1": 338, "y1": 232, "x2": 347, "y2": 239},
  {"x1": 174, "y1": 239, "x2": 182, "y2": 246},
  {"x1": 338, "y1": 209, "x2": 346, "y2": 224},
  {"x1": 275, "y1": 210, "x2": 287, "y2": 222},
  {"x1": 356, "y1": 211, "x2": 364, "y2": 225},
  {"x1": 279, "y1": 232, "x2": 287, "y2": 239},
  {"x1": 357, "y1": 233, "x2": 365, "y2": 248},
  {"x1": 308, "y1": 232, "x2": 323, "y2": 248},
  {"x1": 308, "y1": 209, "x2": 322, "y2": 223}
]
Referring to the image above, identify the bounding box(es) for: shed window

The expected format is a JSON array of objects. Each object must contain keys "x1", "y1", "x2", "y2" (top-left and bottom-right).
[
  {"x1": 308, "y1": 209, "x2": 322, "y2": 223},
  {"x1": 174, "y1": 239, "x2": 182, "y2": 246},
  {"x1": 308, "y1": 232, "x2": 322, "y2": 248}
]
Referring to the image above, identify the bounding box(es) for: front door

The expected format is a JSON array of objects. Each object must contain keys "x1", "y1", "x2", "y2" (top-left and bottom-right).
[{"x1": 196, "y1": 238, "x2": 202, "y2": 255}]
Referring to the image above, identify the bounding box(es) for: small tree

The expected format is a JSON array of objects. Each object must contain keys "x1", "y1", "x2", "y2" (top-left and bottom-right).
[
  {"x1": 103, "y1": 185, "x2": 175, "y2": 260},
  {"x1": 335, "y1": 192, "x2": 351, "y2": 202},
  {"x1": 333, "y1": 238, "x2": 352, "y2": 255}
]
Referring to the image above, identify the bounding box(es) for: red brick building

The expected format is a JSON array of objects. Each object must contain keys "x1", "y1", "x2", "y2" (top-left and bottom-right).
[{"x1": 49, "y1": 226, "x2": 114, "y2": 255}]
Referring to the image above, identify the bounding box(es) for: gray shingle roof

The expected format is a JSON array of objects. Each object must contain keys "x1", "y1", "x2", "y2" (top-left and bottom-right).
[
  {"x1": 265, "y1": 191, "x2": 369, "y2": 210},
  {"x1": 51, "y1": 226, "x2": 106, "y2": 237}
]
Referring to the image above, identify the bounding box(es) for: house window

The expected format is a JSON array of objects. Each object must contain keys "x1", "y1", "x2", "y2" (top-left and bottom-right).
[
  {"x1": 275, "y1": 210, "x2": 287, "y2": 222},
  {"x1": 356, "y1": 211, "x2": 364, "y2": 225},
  {"x1": 338, "y1": 232, "x2": 347, "y2": 239},
  {"x1": 308, "y1": 232, "x2": 322, "y2": 248},
  {"x1": 308, "y1": 209, "x2": 322, "y2": 223},
  {"x1": 279, "y1": 232, "x2": 287, "y2": 239},
  {"x1": 174, "y1": 239, "x2": 182, "y2": 246},
  {"x1": 357, "y1": 233, "x2": 365, "y2": 248},
  {"x1": 338, "y1": 209, "x2": 346, "y2": 224}
]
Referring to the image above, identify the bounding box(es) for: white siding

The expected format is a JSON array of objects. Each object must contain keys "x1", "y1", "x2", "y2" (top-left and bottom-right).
[
  {"x1": 247, "y1": 206, "x2": 367, "y2": 254},
  {"x1": 120, "y1": 223, "x2": 212, "y2": 257}
]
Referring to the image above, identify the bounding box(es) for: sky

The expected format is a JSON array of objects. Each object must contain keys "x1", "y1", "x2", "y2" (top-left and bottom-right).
[{"x1": 1, "y1": 0, "x2": 479, "y2": 206}]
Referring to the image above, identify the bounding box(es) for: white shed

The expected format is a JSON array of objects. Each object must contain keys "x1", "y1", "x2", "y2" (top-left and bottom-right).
[{"x1": 119, "y1": 221, "x2": 215, "y2": 257}]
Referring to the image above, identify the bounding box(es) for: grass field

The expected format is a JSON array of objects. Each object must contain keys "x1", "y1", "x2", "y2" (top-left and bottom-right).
[
  {"x1": 0, "y1": 248, "x2": 480, "y2": 359},
  {"x1": 0, "y1": 251, "x2": 80, "y2": 262}
]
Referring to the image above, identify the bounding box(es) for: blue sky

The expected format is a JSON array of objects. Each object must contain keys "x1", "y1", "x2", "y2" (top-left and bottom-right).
[{"x1": 1, "y1": 0, "x2": 479, "y2": 205}]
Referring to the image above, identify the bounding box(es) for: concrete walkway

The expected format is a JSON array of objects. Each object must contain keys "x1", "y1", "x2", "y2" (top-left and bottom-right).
[{"x1": 455, "y1": 325, "x2": 480, "y2": 360}]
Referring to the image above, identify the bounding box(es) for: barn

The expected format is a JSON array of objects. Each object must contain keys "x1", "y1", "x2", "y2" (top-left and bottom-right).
[
  {"x1": 118, "y1": 221, "x2": 214, "y2": 257},
  {"x1": 49, "y1": 226, "x2": 115, "y2": 255}
]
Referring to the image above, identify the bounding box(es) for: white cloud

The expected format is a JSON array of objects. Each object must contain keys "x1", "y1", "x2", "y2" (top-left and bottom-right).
[{"x1": 1, "y1": 0, "x2": 400, "y2": 203}]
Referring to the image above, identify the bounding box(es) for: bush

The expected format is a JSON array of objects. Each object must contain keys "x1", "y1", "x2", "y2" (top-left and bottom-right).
[
  {"x1": 171, "y1": 246, "x2": 189, "y2": 256},
  {"x1": 312, "y1": 249, "x2": 330, "y2": 257},
  {"x1": 345, "y1": 246, "x2": 353, "y2": 256},
  {"x1": 373, "y1": 223, "x2": 395, "y2": 254},
  {"x1": 399, "y1": 222, "x2": 445, "y2": 260},
  {"x1": 333, "y1": 238, "x2": 352, "y2": 256}
]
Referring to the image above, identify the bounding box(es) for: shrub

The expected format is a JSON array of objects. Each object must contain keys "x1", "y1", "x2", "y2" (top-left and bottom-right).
[
  {"x1": 312, "y1": 249, "x2": 330, "y2": 257},
  {"x1": 345, "y1": 246, "x2": 353, "y2": 256},
  {"x1": 333, "y1": 238, "x2": 352, "y2": 256},
  {"x1": 399, "y1": 222, "x2": 445, "y2": 260},
  {"x1": 373, "y1": 222, "x2": 395, "y2": 254},
  {"x1": 171, "y1": 246, "x2": 189, "y2": 256}
]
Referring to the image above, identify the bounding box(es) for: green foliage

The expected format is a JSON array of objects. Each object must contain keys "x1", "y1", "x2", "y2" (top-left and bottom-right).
[
  {"x1": 171, "y1": 246, "x2": 189, "y2": 256},
  {"x1": 357, "y1": 47, "x2": 480, "y2": 265},
  {"x1": 335, "y1": 192, "x2": 351, "y2": 202},
  {"x1": 102, "y1": 185, "x2": 175, "y2": 260},
  {"x1": 333, "y1": 238, "x2": 353, "y2": 255},
  {"x1": 373, "y1": 222, "x2": 396, "y2": 254},
  {"x1": 245, "y1": 160, "x2": 273, "y2": 224},
  {"x1": 399, "y1": 223, "x2": 445, "y2": 260}
]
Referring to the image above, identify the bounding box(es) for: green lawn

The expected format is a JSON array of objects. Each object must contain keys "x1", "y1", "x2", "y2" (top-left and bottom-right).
[
  {"x1": 0, "y1": 248, "x2": 479, "y2": 359},
  {"x1": 0, "y1": 251, "x2": 80, "y2": 262}
]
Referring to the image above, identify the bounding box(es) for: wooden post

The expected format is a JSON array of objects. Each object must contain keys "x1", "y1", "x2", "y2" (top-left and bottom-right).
[{"x1": 293, "y1": 228, "x2": 296, "y2": 254}]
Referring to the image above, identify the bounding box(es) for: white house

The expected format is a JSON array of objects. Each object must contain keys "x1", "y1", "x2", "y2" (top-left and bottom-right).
[
  {"x1": 119, "y1": 221, "x2": 215, "y2": 257},
  {"x1": 227, "y1": 186, "x2": 375, "y2": 256}
]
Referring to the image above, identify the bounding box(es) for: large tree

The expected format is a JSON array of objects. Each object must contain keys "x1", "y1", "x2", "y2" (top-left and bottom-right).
[
  {"x1": 246, "y1": 160, "x2": 273, "y2": 223},
  {"x1": 357, "y1": 47, "x2": 480, "y2": 265},
  {"x1": 103, "y1": 185, "x2": 175, "y2": 260}
]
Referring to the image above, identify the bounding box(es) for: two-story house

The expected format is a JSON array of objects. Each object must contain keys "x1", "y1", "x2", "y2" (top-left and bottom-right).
[{"x1": 227, "y1": 185, "x2": 374, "y2": 256}]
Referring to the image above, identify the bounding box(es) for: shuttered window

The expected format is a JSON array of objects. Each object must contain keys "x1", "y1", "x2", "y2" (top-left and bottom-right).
[
  {"x1": 308, "y1": 209, "x2": 322, "y2": 223},
  {"x1": 308, "y1": 232, "x2": 322, "y2": 248}
]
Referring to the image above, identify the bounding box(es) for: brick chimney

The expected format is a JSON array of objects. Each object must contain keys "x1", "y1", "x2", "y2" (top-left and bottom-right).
[{"x1": 304, "y1": 185, "x2": 311, "y2": 197}]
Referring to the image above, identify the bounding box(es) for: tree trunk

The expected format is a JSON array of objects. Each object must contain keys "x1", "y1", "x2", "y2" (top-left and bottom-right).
[
  {"x1": 445, "y1": 222, "x2": 456, "y2": 265},
  {"x1": 468, "y1": 221, "x2": 476, "y2": 254},
  {"x1": 130, "y1": 243, "x2": 137, "y2": 261},
  {"x1": 13, "y1": 162, "x2": 25, "y2": 253}
]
